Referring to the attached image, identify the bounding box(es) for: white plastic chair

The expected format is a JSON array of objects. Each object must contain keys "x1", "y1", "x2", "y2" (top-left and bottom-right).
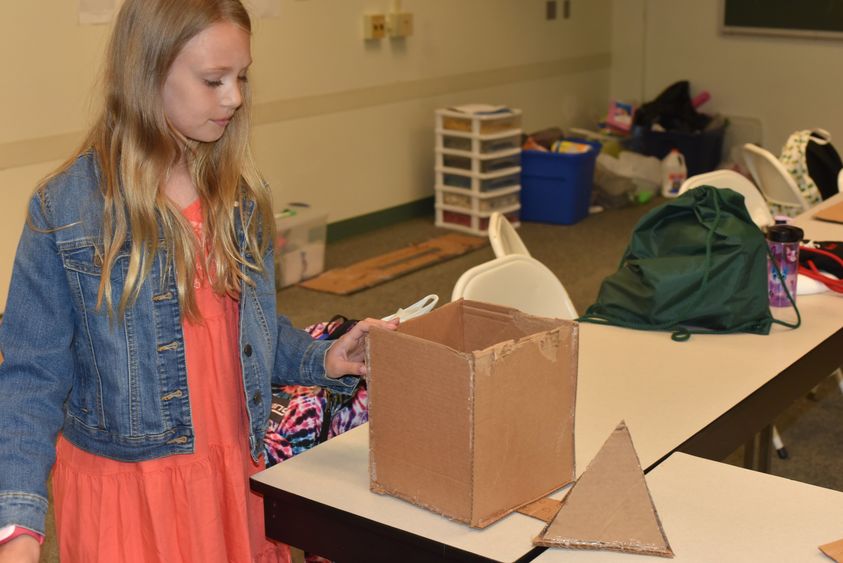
[
  {"x1": 742, "y1": 143, "x2": 810, "y2": 215},
  {"x1": 488, "y1": 211, "x2": 530, "y2": 258},
  {"x1": 451, "y1": 254, "x2": 578, "y2": 320},
  {"x1": 678, "y1": 170, "x2": 774, "y2": 228}
]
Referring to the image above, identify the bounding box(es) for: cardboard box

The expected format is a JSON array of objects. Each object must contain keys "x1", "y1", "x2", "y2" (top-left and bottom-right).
[
  {"x1": 366, "y1": 299, "x2": 578, "y2": 528},
  {"x1": 274, "y1": 203, "x2": 328, "y2": 289}
]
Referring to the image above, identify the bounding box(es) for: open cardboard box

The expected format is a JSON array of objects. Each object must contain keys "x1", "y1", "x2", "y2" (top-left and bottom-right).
[{"x1": 366, "y1": 299, "x2": 578, "y2": 528}]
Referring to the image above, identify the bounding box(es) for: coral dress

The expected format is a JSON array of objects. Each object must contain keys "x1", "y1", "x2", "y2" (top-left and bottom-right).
[{"x1": 53, "y1": 200, "x2": 288, "y2": 563}]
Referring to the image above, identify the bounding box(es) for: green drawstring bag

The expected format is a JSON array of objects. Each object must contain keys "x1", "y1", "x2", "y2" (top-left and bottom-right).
[{"x1": 579, "y1": 186, "x2": 800, "y2": 340}]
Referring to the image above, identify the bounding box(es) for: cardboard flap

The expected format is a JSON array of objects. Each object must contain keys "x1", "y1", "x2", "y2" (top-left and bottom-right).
[
  {"x1": 821, "y1": 538, "x2": 843, "y2": 562},
  {"x1": 534, "y1": 421, "x2": 674, "y2": 558},
  {"x1": 459, "y1": 299, "x2": 573, "y2": 353},
  {"x1": 395, "y1": 298, "x2": 466, "y2": 351}
]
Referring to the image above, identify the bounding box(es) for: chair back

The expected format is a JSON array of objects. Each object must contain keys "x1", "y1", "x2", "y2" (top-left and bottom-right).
[
  {"x1": 678, "y1": 170, "x2": 773, "y2": 228},
  {"x1": 451, "y1": 254, "x2": 577, "y2": 319},
  {"x1": 488, "y1": 212, "x2": 530, "y2": 258},
  {"x1": 742, "y1": 143, "x2": 809, "y2": 214}
]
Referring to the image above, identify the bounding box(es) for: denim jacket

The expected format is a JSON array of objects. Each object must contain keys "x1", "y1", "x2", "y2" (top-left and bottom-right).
[{"x1": 0, "y1": 152, "x2": 357, "y2": 535}]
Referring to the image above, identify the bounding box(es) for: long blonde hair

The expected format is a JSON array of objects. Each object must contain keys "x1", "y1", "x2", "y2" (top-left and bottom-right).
[{"x1": 45, "y1": 0, "x2": 272, "y2": 320}]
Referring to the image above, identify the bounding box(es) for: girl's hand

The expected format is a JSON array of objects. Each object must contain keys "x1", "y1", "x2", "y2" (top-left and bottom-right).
[
  {"x1": 0, "y1": 535, "x2": 40, "y2": 563},
  {"x1": 325, "y1": 318, "x2": 399, "y2": 378}
]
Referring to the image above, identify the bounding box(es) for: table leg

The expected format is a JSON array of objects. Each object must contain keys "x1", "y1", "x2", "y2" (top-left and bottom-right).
[
  {"x1": 758, "y1": 425, "x2": 772, "y2": 473},
  {"x1": 743, "y1": 434, "x2": 756, "y2": 469}
]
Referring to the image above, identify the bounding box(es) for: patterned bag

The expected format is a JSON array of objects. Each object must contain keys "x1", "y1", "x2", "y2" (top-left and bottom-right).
[
  {"x1": 778, "y1": 129, "x2": 842, "y2": 215},
  {"x1": 263, "y1": 315, "x2": 369, "y2": 467}
]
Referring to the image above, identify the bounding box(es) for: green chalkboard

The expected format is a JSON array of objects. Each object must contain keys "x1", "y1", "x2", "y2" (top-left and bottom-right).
[{"x1": 722, "y1": 0, "x2": 843, "y2": 38}]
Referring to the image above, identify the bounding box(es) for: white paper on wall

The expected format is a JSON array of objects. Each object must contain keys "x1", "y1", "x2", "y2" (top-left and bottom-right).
[
  {"x1": 78, "y1": 0, "x2": 120, "y2": 25},
  {"x1": 244, "y1": 0, "x2": 281, "y2": 18}
]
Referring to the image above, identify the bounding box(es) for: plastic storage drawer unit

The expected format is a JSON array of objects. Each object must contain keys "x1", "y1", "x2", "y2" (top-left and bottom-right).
[{"x1": 520, "y1": 140, "x2": 600, "y2": 225}]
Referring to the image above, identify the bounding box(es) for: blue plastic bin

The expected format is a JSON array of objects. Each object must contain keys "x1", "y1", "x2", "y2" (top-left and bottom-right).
[{"x1": 520, "y1": 140, "x2": 600, "y2": 225}]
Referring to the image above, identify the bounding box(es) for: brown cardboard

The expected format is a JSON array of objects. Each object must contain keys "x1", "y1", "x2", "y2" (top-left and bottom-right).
[
  {"x1": 299, "y1": 234, "x2": 486, "y2": 294},
  {"x1": 517, "y1": 497, "x2": 564, "y2": 523},
  {"x1": 821, "y1": 538, "x2": 843, "y2": 562},
  {"x1": 366, "y1": 299, "x2": 578, "y2": 528},
  {"x1": 814, "y1": 200, "x2": 843, "y2": 225},
  {"x1": 534, "y1": 421, "x2": 674, "y2": 558}
]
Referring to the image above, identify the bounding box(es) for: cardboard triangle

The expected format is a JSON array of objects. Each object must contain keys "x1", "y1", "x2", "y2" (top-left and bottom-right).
[
  {"x1": 534, "y1": 421, "x2": 674, "y2": 558},
  {"x1": 820, "y1": 538, "x2": 843, "y2": 562}
]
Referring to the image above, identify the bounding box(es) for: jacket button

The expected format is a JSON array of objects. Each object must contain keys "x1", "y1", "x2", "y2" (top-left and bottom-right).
[
  {"x1": 252, "y1": 391, "x2": 262, "y2": 405},
  {"x1": 244, "y1": 344, "x2": 253, "y2": 357}
]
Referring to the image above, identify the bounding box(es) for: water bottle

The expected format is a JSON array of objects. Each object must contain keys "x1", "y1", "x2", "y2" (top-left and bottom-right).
[
  {"x1": 766, "y1": 225, "x2": 804, "y2": 307},
  {"x1": 660, "y1": 149, "x2": 687, "y2": 198}
]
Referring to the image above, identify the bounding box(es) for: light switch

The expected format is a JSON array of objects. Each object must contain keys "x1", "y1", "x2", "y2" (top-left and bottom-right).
[{"x1": 387, "y1": 11, "x2": 413, "y2": 38}]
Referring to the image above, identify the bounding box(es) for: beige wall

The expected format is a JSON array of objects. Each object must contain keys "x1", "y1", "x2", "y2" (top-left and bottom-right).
[
  {"x1": 610, "y1": 0, "x2": 843, "y2": 153},
  {"x1": 0, "y1": 0, "x2": 612, "y2": 312}
]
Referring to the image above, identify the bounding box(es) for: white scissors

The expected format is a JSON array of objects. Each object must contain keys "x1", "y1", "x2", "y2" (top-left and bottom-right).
[{"x1": 381, "y1": 294, "x2": 439, "y2": 323}]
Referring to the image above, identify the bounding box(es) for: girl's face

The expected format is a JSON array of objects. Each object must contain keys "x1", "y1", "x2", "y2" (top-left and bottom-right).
[{"x1": 162, "y1": 21, "x2": 251, "y2": 144}]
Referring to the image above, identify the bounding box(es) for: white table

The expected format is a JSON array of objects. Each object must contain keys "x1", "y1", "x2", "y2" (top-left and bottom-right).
[
  {"x1": 534, "y1": 452, "x2": 843, "y2": 562},
  {"x1": 252, "y1": 424, "x2": 548, "y2": 562},
  {"x1": 252, "y1": 196, "x2": 843, "y2": 562},
  {"x1": 575, "y1": 283, "x2": 842, "y2": 475}
]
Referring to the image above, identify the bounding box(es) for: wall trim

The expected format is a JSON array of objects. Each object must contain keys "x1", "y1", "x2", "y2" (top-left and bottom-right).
[
  {"x1": 253, "y1": 52, "x2": 611, "y2": 125},
  {"x1": 0, "y1": 52, "x2": 610, "y2": 171},
  {"x1": 327, "y1": 196, "x2": 433, "y2": 242}
]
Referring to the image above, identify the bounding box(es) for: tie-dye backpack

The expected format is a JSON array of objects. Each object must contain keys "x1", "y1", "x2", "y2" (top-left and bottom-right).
[{"x1": 263, "y1": 315, "x2": 369, "y2": 467}]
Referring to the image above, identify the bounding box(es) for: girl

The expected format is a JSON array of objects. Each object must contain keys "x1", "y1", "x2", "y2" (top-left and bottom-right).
[{"x1": 0, "y1": 1, "x2": 396, "y2": 561}]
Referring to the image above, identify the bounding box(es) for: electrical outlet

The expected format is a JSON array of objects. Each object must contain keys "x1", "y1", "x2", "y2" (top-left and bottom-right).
[
  {"x1": 387, "y1": 12, "x2": 413, "y2": 38},
  {"x1": 363, "y1": 14, "x2": 386, "y2": 40}
]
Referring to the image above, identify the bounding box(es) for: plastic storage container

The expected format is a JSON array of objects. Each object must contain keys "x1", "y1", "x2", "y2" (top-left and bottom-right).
[
  {"x1": 626, "y1": 125, "x2": 725, "y2": 176},
  {"x1": 437, "y1": 130, "x2": 522, "y2": 154},
  {"x1": 434, "y1": 106, "x2": 523, "y2": 235},
  {"x1": 437, "y1": 168, "x2": 521, "y2": 192},
  {"x1": 437, "y1": 149, "x2": 521, "y2": 175},
  {"x1": 660, "y1": 149, "x2": 687, "y2": 198},
  {"x1": 520, "y1": 140, "x2": 601, "y2": 225},
  {"x1": 436, "y1": 108, "x2": 522, "y2": 135},
  {"x1": 435, "y1": 204, "x2": 521, "y2": 235},
  {"x1": 437, "y1": 185, "x2": 521, "y2": 213},
  {"x1": 273, "y1": 203, "x2": 328, "y2": 289}
]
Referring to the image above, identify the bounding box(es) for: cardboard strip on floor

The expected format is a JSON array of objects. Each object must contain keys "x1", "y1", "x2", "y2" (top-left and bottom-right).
[{"x1": 299, "y1": 233, "x2": 487, "y2": 295}]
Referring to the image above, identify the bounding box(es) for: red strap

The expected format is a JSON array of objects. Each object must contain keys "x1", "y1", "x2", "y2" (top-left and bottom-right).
[
  {"x1": 799, "y1": 262, "x2": 843, "y2": 293},
  {"x1": 0, "y1": 526, "x2": 44, "y2": 546}
]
